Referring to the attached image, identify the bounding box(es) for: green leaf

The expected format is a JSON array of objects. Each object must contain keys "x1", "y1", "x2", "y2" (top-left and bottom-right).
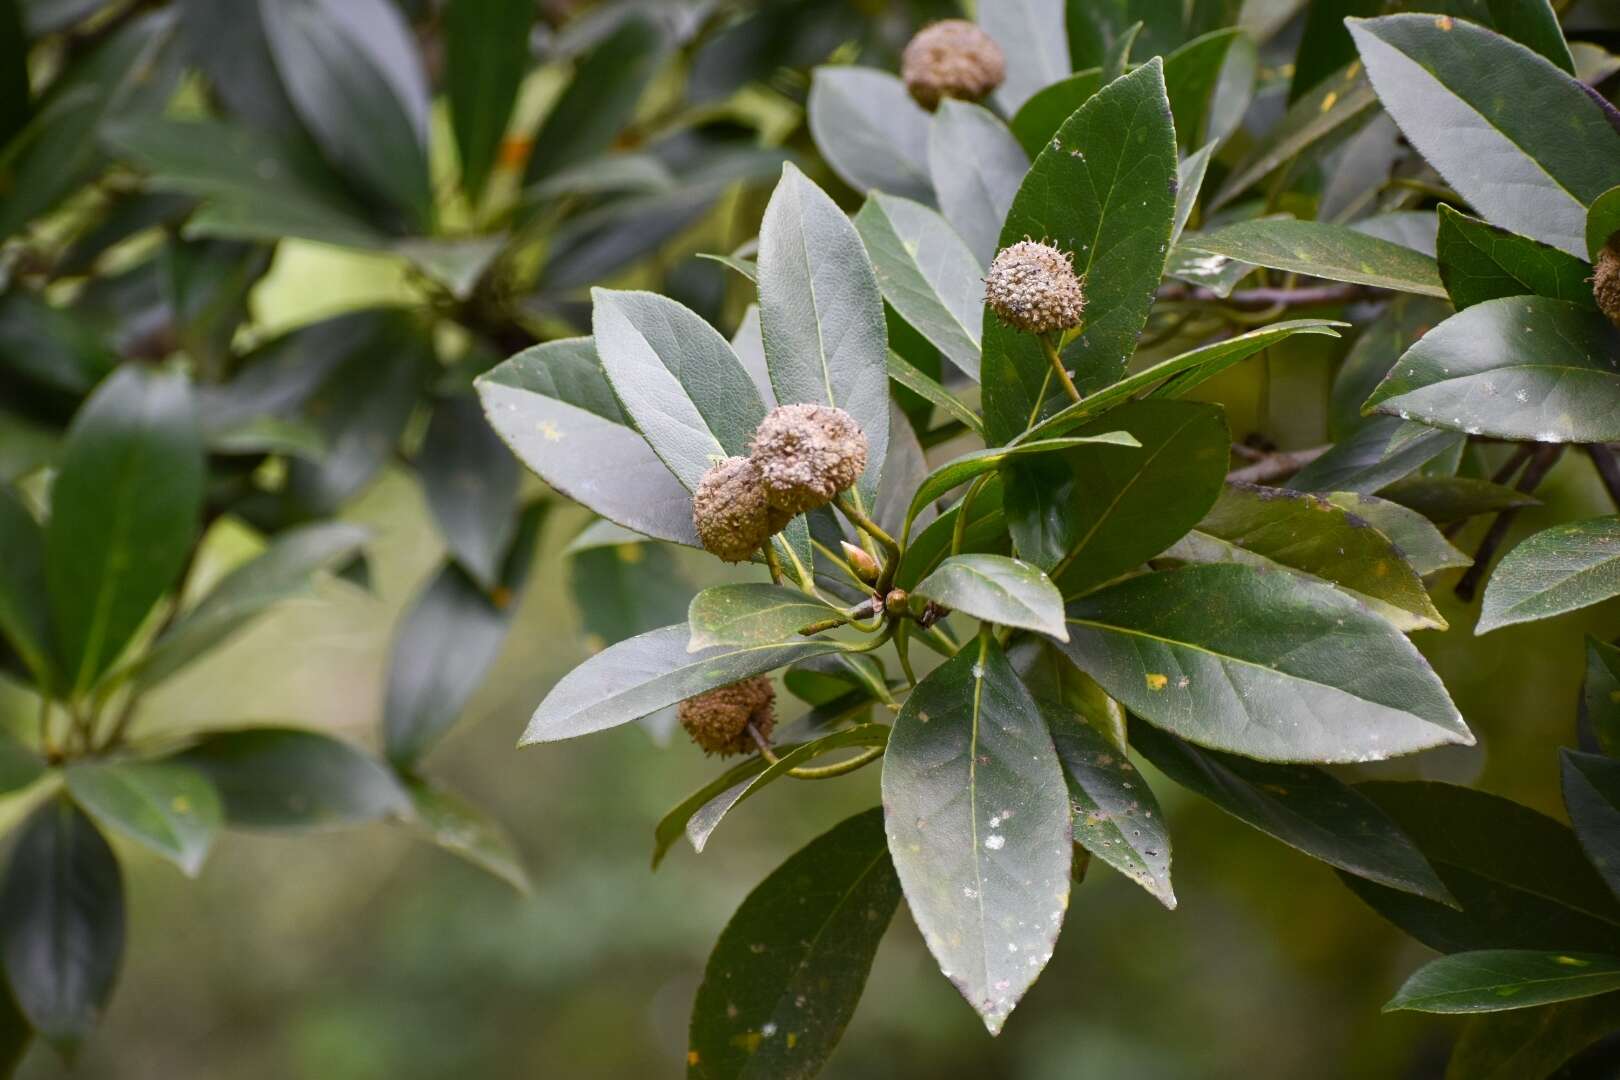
[
  {"x1": 1130, "y1": 720, "x2": 1452, "y2": 903},
  {"x1": 1435, "y1": 204, "x2": 1597, "y2": 312},
  {"x1": 806, "y1": 66, "x2": 933, "y2": 203},
  {"x1": 106, "y1": 117, "x2": 389, "y2": 249},
  {"x1": 886, "y1": 351, "x2": 983, "y2": 436},
  {"x1": 982, "y1": 0, "x2": 1071, "y2": 113},
  {"x1": 1, "y1": 798, "x2": 123, "y2": 1058},
  {"x1": 1367, "y1": 297, "x2": 1620, "y2": 443},
  {"x1": 1477, "y1": 518, "x2": 1620, "y2": 634},
  {"x1": 1446, "y1": 993, "x2": 1620, "y2": 1080},
  {"x1": 174, "y1": 0, "x2": 303, "y2": 138},
  {"x1": 913, "y1": 554, "x2": 1067, "y2": 639},
  {"x1": 0, "y1": 484, "x2": 56, "y2": 688},
  {"x1": 1163, "y1": 28, "x2": 1245, "y2": 150},
  {"x1": 523, "y1": 624, "x2": 847, "y2": 745},
  {"x1": 1061, "y1": 564, "x2": 1472, "y2": 762},
  {"x1": 653, "y1": 756, "x2": 769, "y2": 870},
  {"x1": 1182, "y1": 218, "x2": 1446, "y2": 297},
  {"x1": 1585, "y1": 637, "x2": 1620, "y2": 759},
  {"x1": 526, "y1": 14, "x2": 665, "y2": 184},
  {"x1": 854, "y1": 194, "x2": 983, "y2": 381},
  {"x1": 478, "y1": 338, "x2": 699, "y2": 547},
  {"x1": 1563, "y1": 749, "x2": 1620, "y2": 901},
  {"x1": 881, "y1": 634, "x2": 1071, "y2": 1034},
  {"x1": 1289, "y1": 0, "x2": 1381, "y2": 103},
  {"x1": 1322, "y1": 490, "x2": 1471, "y2": 576},
  {"x1": 928, "y1": 100, "x2": 1028, "y2": 267},
  {"x1": 1586, "y1": 185, "x2": 1620, "y2": 262},
  {"x1": 0, "y1": 728, "x2": 43, "y2": 799},
  {"x1": 1038, "y1": 694, "x2": 1174, "y2": 907},
  {"x1": 1387, "y1": 951, "x2": 1620, "y2": 1014},
  {"x1": 403, "y1": 777, "x2": 529, "y2": 894},
  {"x1": 0, "y1": 290, "x2": 116, "y2": 396},
  {"x1": 1289, "y1": 416, "x2": 1463, "y2": 494},
  {"x1": 686, "y1": 584, "x2": 842, "y2": 652},
  {"x1": 1171, "y1": 142, "x2": 1216, "y2": 247},
  {"x1": 445, "y1": 0, "x2": 530, "y2": 201},
  {"x1": 418, "y1": 394, "x2": 521, "y2": 590},
  {"x1": 1006, "y1": 400, "x2": 1228, "y2": 597},
  {"x1": 591, "y1": 289, "x2": 766, "y2": 492},
  {"x1": 1101, "y1": 21, "x2": 1140, "y2": 83},
  {"x1": 903, "y1": 432, "x2": 1140, "y2": 539},
  {"x1": 1348, "y1": 14, "x2": 1620, "y2": 258},
  {"x1": 570, "y1": 536, "x2": 694, "y2": 651},
  {"x1": 1472, "y1": 0, "x2": 1575, "y2": 74},
  {"x1": 131, "y1": 520, "x2": 369, "y2": 688},
  {"x1": 685, "y1": 725, "x2": 890, "y2": 855},
  {"x1": 897, "y1": 475, "x2": 1011, "y2": 591},
  {"x1": 385, "y1": 504, "x2": 543, "y2": 768},
  {"x1": 1023, "y1": 320, "x2": 1347, "y2": 441},
  {"x1": 1166, "y1": 482, "x2": 1444, "y2": 631},
  {"x1": 65, "y1": 761, "x2": 221, "y2": 877},
  {"x1": 46, "y1": 365, "x2": 204, "y2": 693},
  {"x1": 260, "y1": 0, "x2": 433, "y2": 229},
  {"x1": 1212, "y1": 64, "x2": 1377, "y2": 209},
  {"x1": 1008, "y1": 69, "x2": 1102, "y2": 158},
  {"x1": 982, "y1": 60, "x2": 1179, "y2": 443},
  {"x1": 1340, "y1": 781, "x2": 1620, "y2": 955},
  {"x1": 179, "y1": 728, "x2": 410, "y2": 830},
  {"x1": 0, "y1": 0, "x2": 29, "y2": 147},
  {"x1": 687, "y1": 808, "x2": 900, "y2": 1080},
  {"x1": 757, "y1": 164, "x2": 889, "y2": 508},
  {"x1": 1378, "y1": 475, "x2": 1539, "y2": 526}
]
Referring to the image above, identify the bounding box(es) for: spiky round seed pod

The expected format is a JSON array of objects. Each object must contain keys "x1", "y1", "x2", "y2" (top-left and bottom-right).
[
  {"x1": 984, "y1": 240, "x2": 1086, "y2": 335},
  {"x1": 1595, "y1": 241, "x2": 1620, "y2": 329},
  {"x1": 901, "y1": 19, "x2": 1006, "y2": 110},
  {"x1": 678, "y1": 677, "x2": 775, "y2": 756},
  {"x1": 749, "y1": 403, "x2": 869, "y2": 514},
  {"x1": 692, "y1": 456, "x2": 776, "y2": 563}
]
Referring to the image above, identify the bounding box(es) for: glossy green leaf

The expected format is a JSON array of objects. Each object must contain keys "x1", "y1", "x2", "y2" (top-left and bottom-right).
[
  {"x1": 806, "y1": 66, "x2": 933, "y2": 203},
  {"x1": 523, "y1": 624, "x2": 847, "y2": 745},
  {"x1": 1130, "y1": 720, "x2": 1452, "y2": 903},
  {"x1": 1435, "y1": 204, "x2": 1596, "y2": 312},
  {"x1": 526, "y1": 14, "x2": 665, "y2": 183},
  {"x1": 1008, "y1": 69, "x2": 1102, "y2": 158},
  {"x1": 653, "y1": 755, "x2": 769, "y2": 870},
  {"x1": 445, "y1": 0, "x2": 530, "y2": 201},
  {"x1": 1212, "y1": 64, "x2": 1377, "y2": 208},
  {"x1": 1290, "y1": 416, "x2": 1463, "y2": 494},
  {"x1": 1563, "y1": 749, "x2": 1620, "y2": 901},
  {"x1": 1006, "y1": 400, "x2": 1228, "y2": 597},
  {"x1": 180, "y1": 728, "x2": 410, "y2": 829},
  {"x1": 1166, "y1": 482, "x2": 1444, "y2": 631},
  {"x1": 403, "y1": 777, "x2": 529, "y2": 894},
  {"x1": 854, "y1": 194, "x2": 983, "y2": 381},
  {"x1": 1183, "y1": 218, "x2": 1445, "y2": 297},
  {"x1": 1387, "y1": 951, "x2": 1620, "y2": 1014},
  {"x1": 1585, "y1": 637, "x2": 1620, "y2": 759},
  {"x1": 757, "y1": 164, "x2": 889, "y2": 507},
  {"x1": 1378, "y1": 475, "x2": 1538, "y2": 526},
  {"x1": 1586, "y1": 185, "x2": 1620, "y2": 262},
  {"x1": 687, "y1": 808, "x2": 900, "y2": 1080},
  {"x1": 882, "y1": 635, "x2": 1071, "y2": 1034},
  {"x1": 1038, "y1": 694, "x2": 1174, "y2": 907},
  {"x1": 1477, "y1": 518, "x2": 1620, "y2": 634},
  {"x1": 886, "y1": 351, "x2": 983, "y2": 436},
  {"x1": 686, "y1": 584, "x2": 842, "y2": 652},
  {"x1": 260, "y1": 0, "x2": 433, "y2": 229},
  {"x1": 65, "y1": 761, "x2": 222, "y2": 877},
  {"x1": 175, "y1": 0, "x2": 303, "y2": 138},
  {"x1": 0, "y1": 290, "x2": 116, "y2": 396},
  {"x1": 46, "y1": 365, "x2": 204, "y2": 693},
  {"x1": 1163, "y1": 28, "x2": 1244, "y2": 150},
  {"x1": 478, "y1": 338, "x2": 699, "y2": 547},
  {"x1": 1340, "y1": 781, "x2": 1620, "y2": 955},
  {"x1": 982, "y1": 60, "x2": 1178, "y2": 443},
  {"x1": 0, "y1": 727, "x2": 43, "y2": 799},
  {"x1": 1061, "y1": 564, "x2": 1472, "y2": 762},
  {"x1": 982, "y1": 0, "x2": 1070, "y2": 113},
  {"x1": 591, "y1": 289, "x2": 766, "y2": 491},
  {"x1": 1349, "y1": 14, "x2": 1620, "y2": 258},
  {"x1": 686, "y1": 725, "x2": 890, "y2": 856},
  {"x1": 913, "y1": 554, "x2": 1066, "y2": 638},
  {"x1": 1367, "y1": 297, "x2": 1620, "y2": 443},
  {"x1": 1171, "y1": 142, "x2": 1215, "y2": 247},
  {"x1": 1, "y1": 798, "x2": 123, "y2": 1057},
  {"x1": 928, "y1": 100, "x2": 1028, "y2": 267},
  {"x1": 132, "y1": 521, "x2": 369, "y2": 688},
  {"x1": 570, "y1": 537, "x2": 694, "y2": 652},
  {"x1": 1445, "y1": 993, "x2": 1620, "y2": 1080},
  {"x1": 1322, "y1": 491, "x2": 1471, "y2": 576},
  {"x1": 385, "y1": 504, "x2": 543, "y2": 768},
  {"x1": 896, "y1": 476, "x2": 1011, "y2": 591},
  {"x1": 418, "y1": 394, "x2": 520, "y2": 590},
  {"x1": 0, "y1": 485, "x2": 55, "y2": 688},
  {"x1": 1289, "y1": 0, "x2": 1380, "y2": 102},
  {"x1": 903, "y1": 432, "x2": 1140, "y2": 539}
]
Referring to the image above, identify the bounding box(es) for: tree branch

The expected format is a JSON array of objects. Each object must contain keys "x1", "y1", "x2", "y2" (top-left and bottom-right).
[
  {"x1": 1454, "y1": 444, "x2": 1564, "y2": 602},
  {"x1": 1158, "y1": 282, "x2": 1373, "y2": 311},
  {"x1": 1226, "y1": 445, "x2": 1330, "y2": 484}
]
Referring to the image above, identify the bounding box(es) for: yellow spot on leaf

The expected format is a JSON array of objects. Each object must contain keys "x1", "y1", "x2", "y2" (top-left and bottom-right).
[
  {"x1": 617, "y1": 543, "x2": 644, "y2": 564},
  {"x1": 786, "y1": 1033, "x2": 798, "y2": 1049},
  {"x1": 687, "y1": 1052, "x2": 701, "y2": 1066},
  {"x1": 1320, "y1": 91, "x2": 1338, "y2": 113},
  {"x1": 538, "y1": 421, "x2": 562, "y2": 442},
  {"x1": 170, "y1": 796, "x2": 191, "y2": 814},
  {"x1": 1145, "y1": 673, "x2": 1169, "y2": 691},
  {"x1": 1436, "y1": 15, "x2": 1453, "y2": 30},
  {"x1": 1556, "y1": 955, "x2": 1591, "y2": 967}
]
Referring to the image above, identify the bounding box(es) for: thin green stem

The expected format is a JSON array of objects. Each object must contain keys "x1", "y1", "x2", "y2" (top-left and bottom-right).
[
  {"x1": 763, "y1": 542, "x2": 785, "y2": 586},
  {"x1": 895, "y1": 622, "x2": 918, "y2": 688},
  {"x1": 833, "y1": 493, "x2": 900, "y2": 560},
  {"x1": 951, "y1": 474, "x2": 992, "y2": 557},
  {"x1": 786, "y1": 745, "x2": 884, "y2": 780},
  {"x1": 1038, "y1": 334, "x2": 1082, "y2": 403}
]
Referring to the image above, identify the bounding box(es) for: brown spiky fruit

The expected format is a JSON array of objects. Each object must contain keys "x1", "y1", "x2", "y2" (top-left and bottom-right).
[
  {"x1": 984, "y1": 240, "x2": 1087, "y2": 335},
  {"x1": 901, "y1": 19, "x2": 1006, "y2": 110},
  {"x1": 678, "y1": 677, "x2": 776, "y2": 756},
  {"x1": 748, "y1": 403, "x2": 869, "y2": 514},
  {"x1": 1595, "y1": 240, "x2": 1620, "y2": 329},
  {"x1": 692, "y1": 456, "x2": 781, "y2": 563}
]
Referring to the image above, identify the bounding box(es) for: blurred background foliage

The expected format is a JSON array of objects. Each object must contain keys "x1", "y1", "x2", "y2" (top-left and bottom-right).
[{"x1": 4, "y1": 0, "x2": 1620, "y2": 1077}]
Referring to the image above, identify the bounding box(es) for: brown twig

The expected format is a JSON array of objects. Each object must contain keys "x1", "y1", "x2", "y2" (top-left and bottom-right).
[
  {"x1": 1454, "y1": 444, "x2": 1564, "y2": 602},
  {"x1": 1225, "y1": 445, "x2": 1331, "y2": 485},
  {"x1": 1586, "y1": 445, "x2": 1620, "y2": 512}
]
